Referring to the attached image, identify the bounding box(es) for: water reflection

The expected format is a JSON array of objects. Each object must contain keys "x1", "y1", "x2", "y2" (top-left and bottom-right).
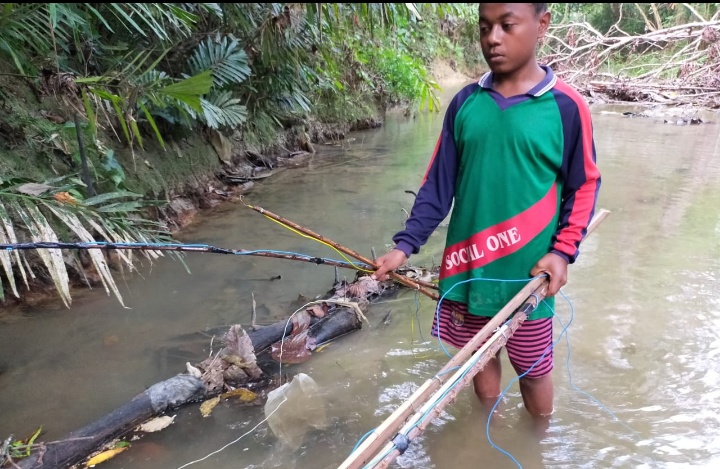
[{"x1": 1, "y1": 92, "x2": 720, "y2": 468}]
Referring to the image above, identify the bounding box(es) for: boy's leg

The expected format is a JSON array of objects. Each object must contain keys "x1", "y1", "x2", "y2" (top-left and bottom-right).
[
  {"x1": 472, "y1": 353, "x2": 502, "y2": 411},
  {"x1": 504, "y1": 317, "x2": 554, "y2": 418},
  {"x1": 430, "y1": 300, "x2": 504, "y2": 411},
  {"x1": 519, "y1": 374, "x2": 553, "y2": 416}
]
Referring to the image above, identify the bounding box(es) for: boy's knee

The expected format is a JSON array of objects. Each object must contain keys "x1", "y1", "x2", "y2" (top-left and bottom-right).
[{"x1": 518, "y1": 375, "x2": 554, "y2": 417}]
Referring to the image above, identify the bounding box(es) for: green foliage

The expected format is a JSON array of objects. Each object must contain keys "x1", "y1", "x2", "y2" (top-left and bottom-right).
[
  {"x1": 1, "y1": 426, "x2": 42, "y2": 463},
  {"x1": 188, "y1": 36, "x2": 251, "y2": 87},
  {"x1": 0, "y1": 2, "x2": 484, "y2": 305}
]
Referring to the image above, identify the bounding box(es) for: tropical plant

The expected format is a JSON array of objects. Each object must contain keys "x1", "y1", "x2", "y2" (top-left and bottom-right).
[
  {"x1": 0, "y1": 175, "x2": 175, "y2": 307},
  {"x1": 0, "y1": 3, "x2": 479, "y2": 307}
]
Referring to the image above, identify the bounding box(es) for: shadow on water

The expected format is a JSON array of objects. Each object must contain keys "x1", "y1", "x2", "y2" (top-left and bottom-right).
[{"x1": 2, "y1": 86, "x2": 720, "y2": 468}]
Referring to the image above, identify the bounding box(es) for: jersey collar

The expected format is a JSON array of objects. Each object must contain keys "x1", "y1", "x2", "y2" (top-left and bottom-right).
[{"x1": 479, "y1": 65, "x2": 557, "y2": 97}]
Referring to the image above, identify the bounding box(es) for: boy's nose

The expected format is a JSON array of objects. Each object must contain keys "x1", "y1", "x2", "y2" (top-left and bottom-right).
[{"x1": 487, "y1": 26, "x2": 502, "y2": 46}]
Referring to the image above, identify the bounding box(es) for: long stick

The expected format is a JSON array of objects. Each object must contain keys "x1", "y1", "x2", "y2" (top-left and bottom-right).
[
  {"x1": 0, "y1": 241, "x2": 364, "y2": 271},
  {"x1": 338, "y1": 209, "x2": 610, "y2": 469},
  {"x1": 245, "y1": 203, "x2": 440, "y2": 300}
]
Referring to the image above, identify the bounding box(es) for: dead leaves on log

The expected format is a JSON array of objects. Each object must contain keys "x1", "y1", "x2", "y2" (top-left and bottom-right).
[
  {"x1": 84, "y1": 441, "x2": 130, "y2": 467},
  {"x1": 199, "y1": 397, "x2": 221, "y2": 417},
  {"x1": 270, "y1": 330, "x2": 313, "y2": 364},
  {"x1": 194, "y1": 325, "x2": 264, "y2": 395},
  {"x1": 136, "y1": 415, "x2": 176, "y2": 433}
]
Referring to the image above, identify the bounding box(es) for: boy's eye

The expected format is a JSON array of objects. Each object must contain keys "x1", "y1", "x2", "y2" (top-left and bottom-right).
[{"x1": 502, "y1": 23, "x2": 514, "y2": 30}]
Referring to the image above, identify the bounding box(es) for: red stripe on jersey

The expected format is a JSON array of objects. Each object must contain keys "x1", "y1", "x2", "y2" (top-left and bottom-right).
[{"x1": 552, "y1": 79, "x2": 600, "y2": 256}]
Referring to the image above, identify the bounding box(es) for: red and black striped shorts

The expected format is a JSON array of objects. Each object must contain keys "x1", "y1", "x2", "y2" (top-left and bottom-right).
[{"x1": 430, "y1": 299, "x2": 554, "y2": 378}]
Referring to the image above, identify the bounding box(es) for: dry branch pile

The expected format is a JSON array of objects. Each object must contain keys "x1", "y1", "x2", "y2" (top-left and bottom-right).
[{"x1": 542, "y1": 9, "x2": 720, "y2": 108}]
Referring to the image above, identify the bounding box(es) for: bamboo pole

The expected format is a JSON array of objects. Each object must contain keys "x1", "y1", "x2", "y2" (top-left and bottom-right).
[
  {"x1": 338, "y1": 209, "x2": 610, "y2": 469},
  {"x1": 374, "y1": 285, "x2": 543, "y2": 468},
  {"x1": 244, "y1": 203, "x2": 440, "y2": 300}
]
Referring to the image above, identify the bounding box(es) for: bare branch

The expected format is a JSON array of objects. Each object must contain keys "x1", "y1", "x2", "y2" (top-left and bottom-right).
[{"x1": 682, "y1": 3, "x2": 707, "y2": 22}]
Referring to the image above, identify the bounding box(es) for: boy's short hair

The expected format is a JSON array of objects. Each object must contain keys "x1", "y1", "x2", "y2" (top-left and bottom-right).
[
  {"x1": 532, "y1": 3, "x2": 549, "y2": 15},
  {"x1": 478, "y1": 3, "x2": 549, "y2": 16}
]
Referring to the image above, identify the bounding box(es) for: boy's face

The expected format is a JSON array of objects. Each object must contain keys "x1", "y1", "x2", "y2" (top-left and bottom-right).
[{"x1": 478, "y1": 3, "x2": 550, "y2": 75}]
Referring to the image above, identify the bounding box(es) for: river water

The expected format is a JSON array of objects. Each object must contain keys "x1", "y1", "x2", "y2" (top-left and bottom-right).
[{"x1": 1, "y1": 83, "x2": 720, "y2": 469}]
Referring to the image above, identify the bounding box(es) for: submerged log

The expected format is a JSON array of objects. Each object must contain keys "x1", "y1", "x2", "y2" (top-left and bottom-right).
[
  {"x1": 16, "y1": 375, "x2": 205, "y2": 469},
  {"x1": 14, "y1": 267, "x2": 432, "y2": 469}
]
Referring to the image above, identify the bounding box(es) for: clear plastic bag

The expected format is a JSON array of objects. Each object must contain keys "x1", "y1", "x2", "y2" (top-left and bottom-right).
[{"x1": 264, "y1": 373, "x2": 327, "y2": 450}]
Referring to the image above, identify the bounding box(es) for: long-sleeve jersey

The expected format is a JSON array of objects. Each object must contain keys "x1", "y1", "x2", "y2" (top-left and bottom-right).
[{"x1": 393, "y1": 66, "x2": 601, "y2": 319}]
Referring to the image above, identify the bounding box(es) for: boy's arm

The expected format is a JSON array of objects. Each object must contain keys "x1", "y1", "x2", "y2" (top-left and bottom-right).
[
  {"x1": 551, "y1": 93, "x2": 601, "y2": 264},
  {"x1": 391, "y1": 95, "x2": 463, "y2": 259}
]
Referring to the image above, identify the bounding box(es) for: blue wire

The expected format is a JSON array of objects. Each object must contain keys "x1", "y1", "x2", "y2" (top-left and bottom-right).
[
  {"x1": 349, "y1": 275, "x2": 549, "y2": 463},
  {"x1": 553, "y1": 292, "x2": 641, "y2": 438},
  {"x1": 353, "y1": 428, "x2": 377, "y2": 452},
  {"x1": 482, "y1": 291, "x2": 571, "y2": 468},
  {"x1": 433, "y1": 275, "x2": 547, "y2": 359},
  {"x1": 54, "y1": 241, "x2": 373, "y2": 270},
  {"x1": 353, "y1": 274, "x2": 547, "y2": 460}
]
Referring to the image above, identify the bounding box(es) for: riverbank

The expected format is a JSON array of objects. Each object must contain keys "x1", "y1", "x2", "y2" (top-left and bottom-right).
[{"x1": 0, "y1": 59, "x2": 474, "y2": 312}]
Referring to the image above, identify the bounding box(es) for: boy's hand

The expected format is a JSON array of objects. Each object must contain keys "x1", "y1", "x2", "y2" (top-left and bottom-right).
[
  {"x1": 370, "y1": 249, "x2": 408, "y2": 281},
  {"x1": 530, "y1": 253, "x2": 568, "y2": 297}
]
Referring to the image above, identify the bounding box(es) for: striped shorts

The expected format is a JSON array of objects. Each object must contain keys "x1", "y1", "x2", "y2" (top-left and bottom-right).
[{"x1": 430, "y1": 299, "x2": 553, "y2": 378}]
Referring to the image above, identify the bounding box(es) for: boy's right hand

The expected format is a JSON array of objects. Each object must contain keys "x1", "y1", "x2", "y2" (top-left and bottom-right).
[{"x1": 370, "y1": 249, "x2": 408, "y2": 281}]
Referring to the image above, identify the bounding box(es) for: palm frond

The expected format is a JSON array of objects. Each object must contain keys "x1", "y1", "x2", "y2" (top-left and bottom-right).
[
  {"x1": 188, "y1": 35, "x2": 251, "y2": 87},
  {"x1": 43, "y1": 203, "x2": 126, "y2": 307},
  {"x1": 0, "y1": 221, "x2": 19, "y2": 301},
  {"x1": 11, "y1": 200, "x2": 72, "y2": 307},
  {"x1": 201, "y1": 91, "x2": 248, "y2": 129},
  {"x1": 0, "y1": 175, "x2": 176, "y2": 307},
  {"x1": 0, "y1": 201, "x2": 30, "y2": 292},
  {"x1": 106, "y1": 3, "x2": 196, "y2": 41}
]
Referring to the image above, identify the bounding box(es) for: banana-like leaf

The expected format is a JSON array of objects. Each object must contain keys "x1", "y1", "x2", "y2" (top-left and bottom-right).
[
  {"x1": 44, "y1": 203, "x2": 127, "y2": 308},
  {"x1": 159, "y1": 70, "x2": 213, "y2": 113}
]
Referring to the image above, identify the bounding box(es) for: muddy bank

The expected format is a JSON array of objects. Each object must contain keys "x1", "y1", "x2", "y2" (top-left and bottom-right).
[{"x1": 154, "y1": 115, "x2": 384, "y2": 233}]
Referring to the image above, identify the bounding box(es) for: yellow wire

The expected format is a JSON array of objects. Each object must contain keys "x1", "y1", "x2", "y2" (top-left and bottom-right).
[
  {"x1": 410, "y1": 295, "x2": 433, "y2": 360},
  {"x1": 260, "y1": 212, "x2": 374, "y2": 273}
]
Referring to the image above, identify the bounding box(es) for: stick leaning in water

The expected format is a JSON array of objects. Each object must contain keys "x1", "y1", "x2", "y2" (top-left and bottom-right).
[
  {"x1": 244, "y1": 202, "x2": 440, "y2": 300},
  {"x1": 338, "y1": 208, "x2": 611, "y2": 469}
]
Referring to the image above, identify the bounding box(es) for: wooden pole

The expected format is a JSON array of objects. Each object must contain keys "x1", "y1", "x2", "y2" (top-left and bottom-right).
[
  {"x1": 244, "y1": 203, "x2": 440, "y2": 300},
  {"x1": 338, "y1": 209, "x2": 610, "y2": 469}
]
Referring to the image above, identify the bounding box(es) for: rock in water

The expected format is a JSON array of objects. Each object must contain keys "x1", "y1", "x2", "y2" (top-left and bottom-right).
[{"x1": 264, "y1": 373, "x2": 327, "y2": 450}]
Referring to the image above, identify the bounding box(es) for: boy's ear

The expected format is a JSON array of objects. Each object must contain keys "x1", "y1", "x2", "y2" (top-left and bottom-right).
[{"x1": 537, "y1": 11, "x2": 551, "y2": 38}]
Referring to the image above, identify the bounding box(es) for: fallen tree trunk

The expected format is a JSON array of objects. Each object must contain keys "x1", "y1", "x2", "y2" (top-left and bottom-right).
[
  {"x1": 13, "y1": 267, "x2": 431, "y2": 469},
  {"x1": 16, "y1": 375, "x2": 206, "y2": 469}
]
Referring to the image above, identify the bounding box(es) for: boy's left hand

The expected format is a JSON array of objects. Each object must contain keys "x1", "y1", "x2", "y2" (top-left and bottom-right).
[{"x1": 530, "y1": 253, "x2": 568, "y2": 297}]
